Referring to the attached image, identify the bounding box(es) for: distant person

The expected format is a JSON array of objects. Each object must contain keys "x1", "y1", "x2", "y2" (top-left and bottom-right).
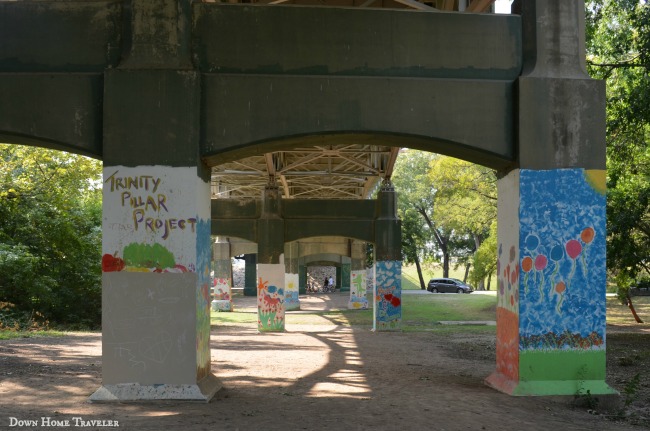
[
  {"x1": 329, "y1": 276, "x2": 334, "y2": 290},
  {"x1": 323, "y1": 277, "x2": 329, "y2": 291}
]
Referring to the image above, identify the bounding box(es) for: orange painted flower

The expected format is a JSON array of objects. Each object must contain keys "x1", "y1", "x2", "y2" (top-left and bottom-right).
[{"x1": 555, "y1": 281, "x2": 566, "y2": 294}]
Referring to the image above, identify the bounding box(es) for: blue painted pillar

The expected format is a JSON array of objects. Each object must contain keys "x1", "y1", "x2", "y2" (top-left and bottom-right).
[
  {"x1": 284, "y1": 242, "x2": 300, "y2": 311},
  {"x1": 373, "y1": 181, "x2": 402, "y2": 331},
  {"x1": 486, "y1": 169, "x2": 613, "y2": 396},
  {"x1": 486, "y1": 0, "x2": 614, "y2": 396}
]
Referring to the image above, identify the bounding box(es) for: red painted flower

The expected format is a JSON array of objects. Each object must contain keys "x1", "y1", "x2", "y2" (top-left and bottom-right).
[{"x1": 102, "y1": 253, "x2": 125, "y2": 272}]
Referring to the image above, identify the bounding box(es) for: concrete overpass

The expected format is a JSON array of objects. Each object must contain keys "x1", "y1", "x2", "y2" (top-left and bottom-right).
[{"x1": 0, "y1": 0, "x2": 611, "y2": 402}]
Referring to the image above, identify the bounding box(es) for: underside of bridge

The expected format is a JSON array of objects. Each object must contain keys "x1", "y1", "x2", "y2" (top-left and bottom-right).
[
  {"x1": 0, "y1": 0, "x2": 614, "y2": 403},
  {"x1": 208, "y1": 0, "x2": 497, "y2": 199}
]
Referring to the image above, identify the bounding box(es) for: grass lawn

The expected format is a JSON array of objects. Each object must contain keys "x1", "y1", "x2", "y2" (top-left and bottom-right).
[
  {"x1": 211, "y1": 293, "x2": 498, "y2": 333},
  {"x1": 3, "y1": 294, "x2": 646, "y2": 339},
  {"x1": 0, "y1": 330, "x2": 68, "y2": 340},
  {"x1": 210, "y1": 294, "x2": 650, "y2": 332}
]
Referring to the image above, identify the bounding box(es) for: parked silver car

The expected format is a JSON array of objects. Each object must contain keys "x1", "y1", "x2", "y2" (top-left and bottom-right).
[{"x1": 427, "y1": 278, "x2": 474, "y2": 294}]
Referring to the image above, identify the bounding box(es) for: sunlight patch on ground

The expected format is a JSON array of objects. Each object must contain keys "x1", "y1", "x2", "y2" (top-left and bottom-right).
[{"x1": 305, "y1": 380, "x2": 371, "y2": 398}]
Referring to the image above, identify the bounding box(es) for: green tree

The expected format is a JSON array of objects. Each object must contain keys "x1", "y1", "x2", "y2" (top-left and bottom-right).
[
  {"x1": 0, "y1": 144, "x2": 102, "y2": 327},
  {"x1": 469, "y1": 220, "x2": 498, "y2": 290},
  {"x1": 392, "y1": 150, "x2": 439, "y2": 288},
  {"x1": 428, "y1": 156, "x2": 497, "y2": 289},
  {"x1": 586, "y1": 0, "x2": 649, "y2": 320},
  {"x1": 393, "y1": 151, "x2": 497, "y2": 285}
]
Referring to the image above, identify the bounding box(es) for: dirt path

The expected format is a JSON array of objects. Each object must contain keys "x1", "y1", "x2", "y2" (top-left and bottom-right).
[{"x1": 0, "y1": 293, "x2": 646, "y2": 431}]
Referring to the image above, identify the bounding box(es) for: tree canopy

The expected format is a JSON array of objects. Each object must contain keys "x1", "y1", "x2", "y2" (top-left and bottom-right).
[
  {"x1": 0, "y1": 144, "x2": 102, "y2": 328},
  {"x1": 586, "y1": 0, "x2": 650, "y2": 281},
  {"x1": 392, "y1": 150, "x2": 497, "y2": 289}
]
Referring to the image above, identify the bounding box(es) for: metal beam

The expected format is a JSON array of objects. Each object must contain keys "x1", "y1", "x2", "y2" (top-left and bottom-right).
[
  {"x1": 466, "y1": 0, "x2": 494, "y2": 13},
  {"x1": 384, "y1": 147, "x2": 401, "y2": 180},
  {"x1": 264, "y1": 153, "x2": 276, "y2": 182},
  {"x1": 441, "y1": 0, "x2": 456, "y2": 11},
  {"x1": 393, "y1": 0, "x2": 438, "y2": 11},
  {"x1": 359, "y1": 0, "x2": 376, "y2": 6},
  {"x1": 280, "y1": 174, "x2": 291, "y2": 198}
]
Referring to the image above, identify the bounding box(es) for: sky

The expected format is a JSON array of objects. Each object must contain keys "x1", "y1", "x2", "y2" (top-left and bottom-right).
[{"x1": 494, "y1": 0, "x2": 513, "y2": 14}]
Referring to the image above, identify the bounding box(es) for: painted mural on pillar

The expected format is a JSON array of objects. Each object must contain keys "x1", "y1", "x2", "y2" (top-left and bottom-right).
[
  {"x1": 211, "y1": 257, "x2": 233, "y2": 312},
  {"x1": 196, "y1": 219, "x2": 212, "y2": 381},
  {"x1": 518, "y1": 169, "x2": 606, "y2": 351},
  {"x1": 285, "y1": 273, "x2": 300, "y2": 311},
  {"x1": 495, "y1": 240, "x2": 520, "y2": 383},
  {"x1": 102, "y1": 166, "x2": 212, "y2": 381},
  {"x1": 374, "y1": 261, "x2": 401, "y2": 330},
  {"x1": 257, "y1": 264, "x2": 285, "y2": 332},
  {"x1": 348, "y1": 270, "x2": 368, "y2": 309},
  {"x1": 211, "y1": 277, "x2": 232, "y2": 312},
  {"x1": 102, "y1": 166, "x2": 205, "y2": 273},
  {"x1": 490, "y1": 169, "x2": 610, "y2": 395}
]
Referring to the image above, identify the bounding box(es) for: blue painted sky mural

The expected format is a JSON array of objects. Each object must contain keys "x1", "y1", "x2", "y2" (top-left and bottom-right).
[
  {"x1": 374, "y1": 261, "x2": 402, "y2": 329},
  {"x1": 518, "y1": 169, "x2": 606, "y2": 350}
]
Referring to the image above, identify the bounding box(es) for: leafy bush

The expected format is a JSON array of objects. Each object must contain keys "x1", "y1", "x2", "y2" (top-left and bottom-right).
[
  {"x1": 0, "y1": 144, "x2": 102, "y2": 328},
  {"x1": 0, "y1": 302, "x2": 49, "y2": 331}
]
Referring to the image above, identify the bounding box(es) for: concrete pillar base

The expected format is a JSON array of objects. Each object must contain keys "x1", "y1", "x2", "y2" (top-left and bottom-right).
[
  {"x1": 89, "y1": 374, "x2": 222, "y2": 402},
  {"x1": 212, "y1": 299, "x2": 233, "y2": 311}
]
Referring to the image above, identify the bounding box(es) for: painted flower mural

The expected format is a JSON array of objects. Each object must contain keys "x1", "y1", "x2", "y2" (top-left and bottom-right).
[{"x1": 258, "y1": 277, "x2": 285, "y2": 332}]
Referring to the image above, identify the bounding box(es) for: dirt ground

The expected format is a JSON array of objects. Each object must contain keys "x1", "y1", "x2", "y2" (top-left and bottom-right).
[{"x1": 0, "y1": 292, "x2": 648, "y2": 431}]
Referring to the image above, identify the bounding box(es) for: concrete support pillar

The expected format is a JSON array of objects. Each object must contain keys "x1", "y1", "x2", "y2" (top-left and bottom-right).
[
  {"x1": 284, "y1": 242, "x2": 300, "y2": 311},
  {"x1": 486, "y1": 0, "x2": 614, "y2": 396},
  {"x1": 348, "y1": 240, "x2": 369, "y2": 309},
  {"x1": 257, "y1": 185, "x2": 285, "y2": 332},
  {"x1": 257, "y1": 261, "x2": 286, "y2": 332},
  {"x1": 335, "y1": 266, "x2": 342, "y2": 290},
  {"x1": 486, "y1": 169, "x2": 613, "y2": 396},
  {"x1": 92, "y1": 68, "x2": 220, "y2": 401},
  {"x1": 340, "y1": 256, "x2": 351, "y2": 292},
  {"x1": 373, "y1": 181, "x2": 402, "y2": 331},
  {"x1": 243, "y1": 253, "x2": 257, "y2": 297},
  {"x1": 298, "y1": 264, "x2": 307, "y2": 294},
  {"x1": 211, "y1": 237, "x2": 233, "y2": 312}
]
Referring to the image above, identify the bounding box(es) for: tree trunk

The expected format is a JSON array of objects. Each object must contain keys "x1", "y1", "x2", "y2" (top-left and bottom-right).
[
  {"x1": 463, "y1": 263, "x2": 471, "y2": 283},
  {"x1": 442, "y1": 252, "x2": 450, "y2": 278},
  {"x1": 473, "y1": 233, "x2": 485, "y2": 290},
  {"x1": 416, "y1": 206, "x2": 450, "y2": 279},
  {"x1": 486, "y1": 271, "x2": 492, "y2": 290},
  {"x1": 626, "y1": 292, "x2": 644, "y2": 323},
  {"x1": 415, "y1": 255, "x2": 426, "y2": 290}
]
